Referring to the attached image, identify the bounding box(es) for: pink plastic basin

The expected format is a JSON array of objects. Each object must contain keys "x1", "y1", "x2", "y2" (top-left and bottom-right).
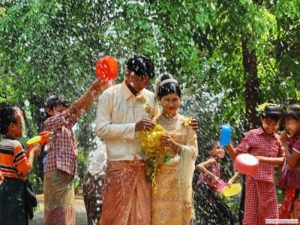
[{"x1": 234, "y1": 153, "x2": 259, "y2": 175}]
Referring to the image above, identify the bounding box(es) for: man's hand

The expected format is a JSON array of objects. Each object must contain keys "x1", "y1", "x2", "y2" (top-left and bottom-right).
[
  {"x1": 135, "y1": 118, "x2": 156, "y2": 131},
  {"x1": 190, "y1": 117, "x2": 199, "y2": 131}
]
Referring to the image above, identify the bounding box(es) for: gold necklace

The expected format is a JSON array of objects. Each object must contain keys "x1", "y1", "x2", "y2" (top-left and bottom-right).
[{"x1": 157, "y1": 114, "x2": 179, "y2": 131}]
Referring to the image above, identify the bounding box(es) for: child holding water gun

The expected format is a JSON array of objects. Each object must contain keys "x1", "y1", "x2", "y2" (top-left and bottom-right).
[
  {"x1": 195, "y1": 140, "x2": 235, "y2": 225},
  {"x1": 278, "y1": 104, "x2": 300, "y2": 221},
  {"x1": 0, "y1": 103, "x2": 41, "y2": 225},
  {"x1": 227, "y1": 103, "x2": 284, "y2": 225}
]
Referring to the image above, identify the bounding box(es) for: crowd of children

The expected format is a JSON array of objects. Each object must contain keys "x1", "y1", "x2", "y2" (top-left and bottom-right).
[{"x1": 194, "y1": 103, "x2": 300, "y2": 225}]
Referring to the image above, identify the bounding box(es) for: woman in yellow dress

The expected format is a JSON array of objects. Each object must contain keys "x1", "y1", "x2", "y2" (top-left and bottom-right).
[{"x1": 152, "y1": 73, "x2": 198, "y2": 225}]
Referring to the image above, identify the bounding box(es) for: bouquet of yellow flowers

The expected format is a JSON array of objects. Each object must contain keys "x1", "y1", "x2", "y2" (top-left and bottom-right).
[{"x1": 140, "y1": 124, "x2": 168, "y2": 189}]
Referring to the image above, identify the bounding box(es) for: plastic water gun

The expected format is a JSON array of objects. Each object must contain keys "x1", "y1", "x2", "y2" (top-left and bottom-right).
[{"x1": 27, "y1": 131, "x2": 54, "y2": 150}]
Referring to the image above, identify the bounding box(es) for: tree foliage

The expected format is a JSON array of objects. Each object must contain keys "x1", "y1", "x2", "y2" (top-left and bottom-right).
[{"x1": 0, "y1": 0, "x2": 299, "y2": 191}]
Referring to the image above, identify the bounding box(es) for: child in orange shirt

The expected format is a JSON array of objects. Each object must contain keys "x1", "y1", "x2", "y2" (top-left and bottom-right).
[{"x1": 0, "y1": 103, "x2": 41, "y2": 225}]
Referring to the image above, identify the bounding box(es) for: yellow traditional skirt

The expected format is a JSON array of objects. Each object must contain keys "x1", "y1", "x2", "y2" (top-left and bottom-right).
[{"x1": 152, "y1": 163, "x2": 193, "y2": 225}]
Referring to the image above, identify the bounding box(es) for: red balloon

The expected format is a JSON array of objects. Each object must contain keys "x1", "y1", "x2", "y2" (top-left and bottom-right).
[
  {"x1": 95, "y1": 56, "x2": 118, "y2": 80},
  {"x1": 234, "y1": 153, "x2": 259, "y2": 175}
]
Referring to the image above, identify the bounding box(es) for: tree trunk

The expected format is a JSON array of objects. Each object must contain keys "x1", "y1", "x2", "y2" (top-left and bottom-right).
[{"x1": 241, "y1": 38, "x2": 260, "y2": 129}]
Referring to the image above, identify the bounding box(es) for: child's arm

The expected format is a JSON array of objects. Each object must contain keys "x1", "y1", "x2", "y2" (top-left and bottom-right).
[
  {"x1": 14, "y1": 144, "x2": 41, "y2": 177},
  {"x1": 284, "y1": 150, "x2": 300, "y2": 168},
  {"x1": 227, "y1": 143, "x2": 238, "y2": 161},
  {"x1": 0, "y1": 171, "x2": 3, "y2": 184},
  {"x1": 227, "y1": 172, "x2": 240, "y2": 185},
  {"x1": 23, "y1": 145, "x2": 41, "y2": 176},
  {"x1": 196, "y1": 158, "x2": 219, "y2": 183},
  {"x1": 68, "y1": 78, "x2": 110, "y2": 119},
  {"x1": 256, "y1": 156, "x2": 284, "y2": 166},
  {"x1": 281, "y1": 132, "x2": 300, "y2": 168},
  {"x1": 227, "y1": 131, "x2": 253, "y2": 161}
]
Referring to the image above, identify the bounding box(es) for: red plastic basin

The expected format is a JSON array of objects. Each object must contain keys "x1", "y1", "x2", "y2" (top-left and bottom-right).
[{"x1": 234, "y1": 153, "x2": 259, "y2": 175}]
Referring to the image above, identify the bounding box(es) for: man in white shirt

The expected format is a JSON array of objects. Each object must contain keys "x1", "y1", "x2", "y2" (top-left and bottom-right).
[{"x1": 96, "y1": 55, "x2": 157, "y2": 225}]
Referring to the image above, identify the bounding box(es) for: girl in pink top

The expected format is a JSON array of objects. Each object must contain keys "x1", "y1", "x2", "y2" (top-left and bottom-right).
[
  {"x1": 195, "y1": 141, "x2": 235, "y2": 225},
  {"x1": 279, "y1": 104, "x2": 300, "y2": 220}
]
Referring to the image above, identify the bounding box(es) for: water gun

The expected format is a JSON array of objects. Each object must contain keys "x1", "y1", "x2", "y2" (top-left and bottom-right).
[{"x1": 26, "y1": 131, "x2": 53, "y2": 156}]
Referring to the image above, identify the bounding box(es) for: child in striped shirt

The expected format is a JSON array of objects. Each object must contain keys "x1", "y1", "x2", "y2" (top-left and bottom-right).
[{"x1": 0, "y1": 103, "x2": 41, "y2": 225}]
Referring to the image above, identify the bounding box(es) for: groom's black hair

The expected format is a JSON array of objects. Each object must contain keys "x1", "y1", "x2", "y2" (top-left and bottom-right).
[{"x1": 126, "y1": 55, "x2": 155, "y2": 79}]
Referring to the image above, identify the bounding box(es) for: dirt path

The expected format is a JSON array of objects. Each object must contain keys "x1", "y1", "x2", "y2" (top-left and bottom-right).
[{"x1": 29, "y1": 194, "x2": 88, "y2": 225}]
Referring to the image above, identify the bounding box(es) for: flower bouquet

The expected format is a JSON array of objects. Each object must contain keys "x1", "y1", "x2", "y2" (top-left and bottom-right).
[{"x1": 140, "y1": 124, "x2": 167, "y2": 189}]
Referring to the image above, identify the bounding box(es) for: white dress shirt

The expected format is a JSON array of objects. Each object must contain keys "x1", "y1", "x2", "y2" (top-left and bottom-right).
[{"x1": 95, "y1": 81, "x2": 158, "y2": 161}]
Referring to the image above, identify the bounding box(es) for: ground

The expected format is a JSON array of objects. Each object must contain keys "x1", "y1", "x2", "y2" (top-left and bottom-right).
[{"x1": 29, "y1": 194, "x2": 88, "y2": 225}]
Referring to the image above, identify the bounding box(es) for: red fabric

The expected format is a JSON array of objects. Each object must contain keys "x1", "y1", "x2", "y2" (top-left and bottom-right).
[
  {"x1": 100, "y1": 160, "x2": 151, "y2": 225},
  {"x1": 197, "y1": 158, "x2": 220, "y2": 190},
  {"x1": 44, "y1": 207, "x2": 75, "y2": 225},
  {"x1": 243, "y1": 176, "x2": 279, "y2": 225},
  {"x1": 290, "y1": 135, "x2": 300, "y2": 153},
  {"x1": 236, "y1": 128, "x2": 283, "y2": 182},
  {"x1": 278, "y1": 135, "x2": 300, "y2": 188},
  {"x1": 43, "y1": 112, "x2": 78, "y2": 176},
  {"x1": 280, "y1": 188, "x2": 296, "y2": 219},
  {"x1": 280, "y1": 188, "x2": 300, "y2": 224}
]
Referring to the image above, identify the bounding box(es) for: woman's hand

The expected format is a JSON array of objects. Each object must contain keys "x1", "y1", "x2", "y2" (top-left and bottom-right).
[
  {"x1": 160, "y1": 134, "x2": 176, "y2": 147},
  {"x1": 160, "y1": 134, "x2": 180, "y2": 154}
]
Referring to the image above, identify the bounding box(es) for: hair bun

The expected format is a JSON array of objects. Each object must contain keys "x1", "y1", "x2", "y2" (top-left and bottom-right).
[{"x1": 154, "y1": 73, "x2": 178, "y2": 96}]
